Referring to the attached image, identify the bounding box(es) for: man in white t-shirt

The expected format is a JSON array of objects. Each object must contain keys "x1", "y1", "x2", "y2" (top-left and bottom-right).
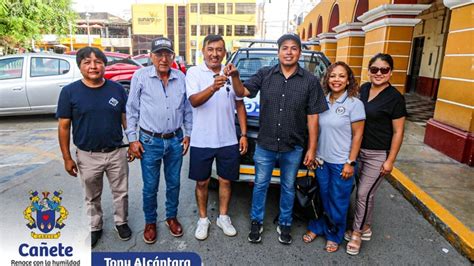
[{"x1": 185, "y1": 35, "x2": 248, "y2": 240}]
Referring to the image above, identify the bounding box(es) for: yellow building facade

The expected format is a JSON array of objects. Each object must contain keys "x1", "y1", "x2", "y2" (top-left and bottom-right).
[
  {"x1": 298, "y1": 0, "x2": 473, "y2": 168},
  {"x1": 131, "y1": 0, "x2": 257, "y2": 64},
  {"x1": 187, "y1": 0, "x2": 256, "y2": 64},
  {"x1": 132, "y1": 3, "x2": 188, "y2": 59}
]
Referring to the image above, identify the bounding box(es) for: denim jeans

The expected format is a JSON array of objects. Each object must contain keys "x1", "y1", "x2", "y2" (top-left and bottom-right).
[
  {"x1": 140, "y1": 130, "x2": 183, "y2": 223},
  {"x1": 308, "y1": 161, "x2": 355, "y2": 243},
  {"x1": 250, "y1": 144, "x2": 303, "y2": 226}
]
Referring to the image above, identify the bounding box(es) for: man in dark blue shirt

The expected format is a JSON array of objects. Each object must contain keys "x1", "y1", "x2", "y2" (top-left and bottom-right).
[{"x1": 57, "y1": 47, "x2": 132, "y2": 248}]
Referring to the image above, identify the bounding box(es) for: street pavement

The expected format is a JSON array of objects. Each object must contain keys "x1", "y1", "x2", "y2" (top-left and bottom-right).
[{"x1": 0, "y1": 115, "x2": 471, "y2": 265}]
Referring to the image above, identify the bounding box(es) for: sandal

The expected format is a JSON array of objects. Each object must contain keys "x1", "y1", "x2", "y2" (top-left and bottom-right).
[
  {"x1": 325, "y1": 241, "x2": 339, "y2": 253},
  {"x1": 302, "y1": 231, "x2": 317, "y2": 243},
  {"x1": 344, "y1": 228, "x2": 372, "y2": 242},
  {"x1": 346, "y1": 235, "x2": 362, "y2": 256}
]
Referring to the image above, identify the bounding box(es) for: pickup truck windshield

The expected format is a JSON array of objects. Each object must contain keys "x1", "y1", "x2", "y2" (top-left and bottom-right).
[{"x1": 231, "y1": 51, "x2": 328, "y2": 117}]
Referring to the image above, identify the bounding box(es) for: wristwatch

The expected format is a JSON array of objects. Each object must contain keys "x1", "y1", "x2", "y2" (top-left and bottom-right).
[
  {"x1": 240, "y1": 133, "x2": 247, "y2": 138},
  {"x1": 346, "y1": 159, "x2": 356, "y2": 166}
]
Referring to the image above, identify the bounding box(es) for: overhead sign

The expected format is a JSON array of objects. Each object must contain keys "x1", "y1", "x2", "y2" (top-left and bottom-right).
[{"x1": 132, "y1": 4, "x2": 166, "y2": 35}]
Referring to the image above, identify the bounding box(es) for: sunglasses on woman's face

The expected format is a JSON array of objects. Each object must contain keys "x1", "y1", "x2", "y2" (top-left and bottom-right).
[{"x1": 369, "y1": 66, "x2": 391, "y2": 74}]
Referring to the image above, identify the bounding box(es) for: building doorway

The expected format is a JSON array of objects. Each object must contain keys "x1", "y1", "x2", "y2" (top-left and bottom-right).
[{"x1": 408, "y1": 36, "x2": 425, "y2": 93}]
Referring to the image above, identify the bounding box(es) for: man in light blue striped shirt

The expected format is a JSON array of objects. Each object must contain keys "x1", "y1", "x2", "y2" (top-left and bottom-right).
[{"x1": 126, "y1": 37, "x2": 192, "y2": 244}]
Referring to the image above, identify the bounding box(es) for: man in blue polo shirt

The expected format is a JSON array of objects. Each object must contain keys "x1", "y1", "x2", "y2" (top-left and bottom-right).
[{"x1": 57, "y1": 47, "x2": 131, "y2": 248}]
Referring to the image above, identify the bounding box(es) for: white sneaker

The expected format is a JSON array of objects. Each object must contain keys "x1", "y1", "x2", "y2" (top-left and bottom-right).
[
  {"x1": 195, "y1": 218, "x2": 210, "y2": 240},
  {"x1": 216, "y1": 215, "x2": 237, "y2": 237}
]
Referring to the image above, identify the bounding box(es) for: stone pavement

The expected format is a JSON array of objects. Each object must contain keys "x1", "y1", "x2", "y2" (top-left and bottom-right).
[{"x1": 388, "y1": 121, "x2": 474, "y2": 261}]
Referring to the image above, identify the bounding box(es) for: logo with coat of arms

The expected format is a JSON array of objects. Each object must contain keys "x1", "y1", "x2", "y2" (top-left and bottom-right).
[{"x1": 23, "y1": 190, "x2": 69, "y2": 239}]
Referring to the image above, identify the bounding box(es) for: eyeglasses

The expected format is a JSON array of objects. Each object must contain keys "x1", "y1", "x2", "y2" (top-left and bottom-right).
[
  {"x1": 369, "y1": 66, "x2": 391, "y2": 74},
  {"x1": 154, "y1": 52, "x2": 174, "y2": 60}
]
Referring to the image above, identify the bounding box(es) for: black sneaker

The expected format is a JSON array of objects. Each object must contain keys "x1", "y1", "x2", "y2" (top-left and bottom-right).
[
  {"x1": 91, "y1": 230, "x2": 102, "y2": 248},
  {"x1": 277, "y1": 225, "x2": 292, "y2": 245},
  {"x1": 115, "y1": 224, "x2": 132, "y2": 241},
  {"x1": 248, "y1": 220, "x2": 263, "y2": 243}
]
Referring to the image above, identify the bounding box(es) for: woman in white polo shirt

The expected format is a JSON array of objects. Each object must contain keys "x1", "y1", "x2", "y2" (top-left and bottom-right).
[{"x1": 302, "y1": 62, "x2": 365, "y2": 253}]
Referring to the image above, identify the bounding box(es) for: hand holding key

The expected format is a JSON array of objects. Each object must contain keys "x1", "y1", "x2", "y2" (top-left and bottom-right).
[
  {"x1": 211, "y1": 74, "x2": 228, "y2": 92},
  {"x1": 223, "y1": 63, "x2": 239, "y2": 78}
]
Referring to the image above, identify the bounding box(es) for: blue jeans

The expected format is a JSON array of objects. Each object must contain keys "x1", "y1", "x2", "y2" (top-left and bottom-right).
[
  {"x1": 308, "y1": 162, "x2": 355, "y2": 244},
  {"x1": 140, "y1": 130, "x2": 183, "y2": 223},
  {"x1": 250, "y1": 144, "x2": 303, "y2": 226}
]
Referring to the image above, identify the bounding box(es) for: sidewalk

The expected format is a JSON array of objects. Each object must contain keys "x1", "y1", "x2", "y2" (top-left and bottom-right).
[{"x1": 388, "y1": 121, "x2": 474, "y2": 261}]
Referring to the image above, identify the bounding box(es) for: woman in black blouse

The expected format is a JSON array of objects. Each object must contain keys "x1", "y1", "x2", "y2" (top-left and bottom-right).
[{"x1": 346, "y1": 53, "x2": 407, "y2": 255}]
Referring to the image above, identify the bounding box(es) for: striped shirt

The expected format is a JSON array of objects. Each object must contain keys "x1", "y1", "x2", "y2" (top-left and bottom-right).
[{"x1": 125, "y1": 66, "x2": 192, "y2": 142}]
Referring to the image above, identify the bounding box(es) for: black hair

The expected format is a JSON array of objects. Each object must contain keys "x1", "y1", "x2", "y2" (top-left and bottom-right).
[
  {"x1": 368, "y1": 53, "x2": 394, "y2": 70},
  {"x1": 322, "y1": 61, "x2": 359, "y2": 98},
  {"x1": 76, "y1": 47, "x2": 107, "y2": 67},
  {"x1": 277, "y1": 33, "x2": 302, "y2": 50},
  {"x1": 202, "y1": 34, "x2": 225, "y2": 48}
]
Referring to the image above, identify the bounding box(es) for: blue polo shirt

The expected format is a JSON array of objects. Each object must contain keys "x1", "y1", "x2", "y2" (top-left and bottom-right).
[
  {"x1": 317, "y1": 91, "x2": 365, "y2": 164},
  {"x1": 56, "y1": 79, "x2": 127, "y2": 151}
]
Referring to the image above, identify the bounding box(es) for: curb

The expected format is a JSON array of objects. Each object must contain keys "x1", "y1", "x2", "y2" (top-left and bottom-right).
[{"x1": 387, "y1": 167, "x2": 474, "y2": 261}]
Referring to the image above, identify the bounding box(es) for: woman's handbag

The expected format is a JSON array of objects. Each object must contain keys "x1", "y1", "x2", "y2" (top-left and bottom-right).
[{"x1": 294, "y1": 170, "x2": 323, "y2": 221}]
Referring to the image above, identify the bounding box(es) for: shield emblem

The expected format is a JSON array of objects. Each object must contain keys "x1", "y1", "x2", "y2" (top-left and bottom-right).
[{"x1": 37, "y1": 209, "x2": 55, "y2": 233}]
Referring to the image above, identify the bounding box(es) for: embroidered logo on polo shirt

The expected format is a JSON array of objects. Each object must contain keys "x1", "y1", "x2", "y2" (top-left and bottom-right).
[
  {"x1": 335, "y1": 106, "x2": 345, "y2": 115},
  {"x1": 109, "y1": 97, "x2": 119, "y2": 107}
]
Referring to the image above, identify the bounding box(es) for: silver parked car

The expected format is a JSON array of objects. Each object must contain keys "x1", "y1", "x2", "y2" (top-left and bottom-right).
[{"x1": 0, "y1": 53, "x2": 82, "y2": 116}]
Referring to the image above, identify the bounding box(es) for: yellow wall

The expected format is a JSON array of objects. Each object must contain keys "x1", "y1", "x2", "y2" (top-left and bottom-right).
[
  {"x1": 413, "y1": 2, "x2": 450, "y2": 80},
  {"x1": 368, "y1": 0, "x2": 391, "y2": 10},
  {"x1": 433, "y1": 3, "x2": 474, "y2": 132},
  {"x1": 132, "y1": 4, "x2": 166, "y2": 35},
  {"x1": 320, "y1": 42, "x2": 337, "y2": 63},
  {"x1": 336, "y1": 35, "x2": 365, "y2": 83}
]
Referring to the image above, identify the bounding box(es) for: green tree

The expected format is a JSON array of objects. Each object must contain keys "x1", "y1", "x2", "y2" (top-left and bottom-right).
[{"x1": 0, "y1": 0, "x2": 76, "y2": 51}]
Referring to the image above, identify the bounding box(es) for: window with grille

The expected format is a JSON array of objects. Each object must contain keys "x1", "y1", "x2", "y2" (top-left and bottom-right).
[
  {"x1": 200, "y1": 3, "x2": 216, "y2": 14},
  {"x1": 235, "y1": 3, "x2": 254, "y2": 14}
]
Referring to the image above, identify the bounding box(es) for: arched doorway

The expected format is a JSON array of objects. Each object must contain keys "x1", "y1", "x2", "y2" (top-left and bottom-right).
[
  {"x1": 308, "y1": 23, "x2": 313, "y2": 39},
  {"x1": 353, "y1": 0, "x2": 368, "y2": 22},
  {"x1": 328, "y1": 4, "x2": 339, "y2": 32},
  {"x1": 316, "y1": 16, "x2": 323, "y2": 36}
]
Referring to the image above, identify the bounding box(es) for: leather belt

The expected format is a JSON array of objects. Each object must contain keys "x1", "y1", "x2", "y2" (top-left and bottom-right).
[
  {"x1": 140, "y1": 127, "x2": 181, "y2": 139},
  {"x1": 88, "y1": 146, "x2": 120, "y2": 153}
]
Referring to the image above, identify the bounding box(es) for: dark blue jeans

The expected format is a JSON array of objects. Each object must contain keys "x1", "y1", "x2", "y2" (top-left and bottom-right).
[
  {"x1": 308, "y1": 161, "x2": 355, "y2": 243},
  {"x1": 140, "y1": 130, "x2": 183, "y2": 223},
  {"x1": 250, "y1": 144, "x2": 303, "y2": 226}
]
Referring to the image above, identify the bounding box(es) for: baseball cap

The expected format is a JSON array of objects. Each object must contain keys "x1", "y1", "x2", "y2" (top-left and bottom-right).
[
  {"x1": 151, "y1": 37, "x2": 174, "y2": 53},
  {"x1": 277, "y1": 33, "x2": 302, "y2": 49}
]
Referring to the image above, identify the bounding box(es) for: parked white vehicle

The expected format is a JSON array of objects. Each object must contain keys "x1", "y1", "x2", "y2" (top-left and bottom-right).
[{"x1": 0, "y1": 53, "x2": 82, "y2": 116}]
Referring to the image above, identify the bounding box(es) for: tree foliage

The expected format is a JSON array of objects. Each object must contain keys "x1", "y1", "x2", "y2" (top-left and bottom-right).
[{"x1": 0, "y1": 0, "x2": 76, "y2": 49}]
